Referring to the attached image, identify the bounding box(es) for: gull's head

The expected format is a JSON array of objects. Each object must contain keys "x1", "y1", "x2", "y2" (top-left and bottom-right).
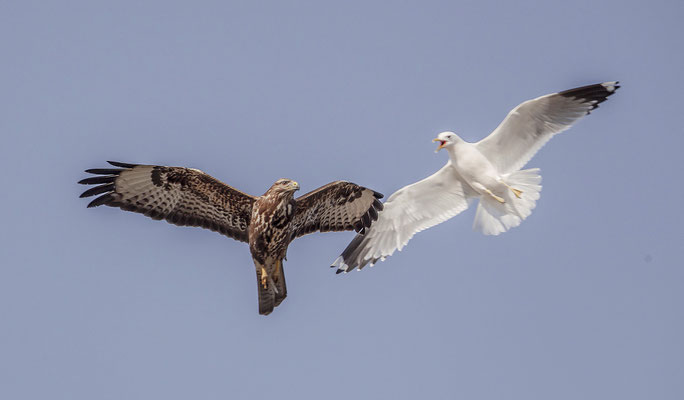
[{"x1": 433, "y1": 131, "x2": 459, "y2": 152}]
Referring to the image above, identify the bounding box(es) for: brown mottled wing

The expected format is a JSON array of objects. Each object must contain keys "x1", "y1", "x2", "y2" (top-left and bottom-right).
[
  {"x1": 79, "y1": 161, "x2": 255, "y2": 242},
  {"x1": 291, "y1": 181, "x2": 383, "y2": 238}
]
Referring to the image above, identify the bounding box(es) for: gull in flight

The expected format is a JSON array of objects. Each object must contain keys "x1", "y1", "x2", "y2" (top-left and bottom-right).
[{"x1": 332, "y1": 81, "x2": 620, "y2": 273}]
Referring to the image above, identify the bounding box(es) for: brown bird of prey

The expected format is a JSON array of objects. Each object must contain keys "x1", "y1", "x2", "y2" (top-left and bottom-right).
[{"x1": 79, "y1": 161, "x2": 383, "y2": 315}]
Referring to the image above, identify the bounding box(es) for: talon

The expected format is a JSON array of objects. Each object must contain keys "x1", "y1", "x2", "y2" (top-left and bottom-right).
[{"x1": 260, "y1": 267, "x2": 268, "y2": 289}]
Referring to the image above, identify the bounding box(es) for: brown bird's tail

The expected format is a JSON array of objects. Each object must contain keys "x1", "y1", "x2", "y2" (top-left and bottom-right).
[{"x1": 255, "y1": 259, "x2": 287, "y2": 315}]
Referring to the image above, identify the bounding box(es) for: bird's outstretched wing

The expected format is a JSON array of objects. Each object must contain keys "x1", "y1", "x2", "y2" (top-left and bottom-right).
[
  {"x1": 476, "y1": 81, "x2": 619, "y2": 174},
  {"x1": 290, "y1": 181, "x2": 384, "y2": 238},
  {"x1": 79, "y1": 161, "x2": 255, "y2": 242},
  {"x1": 332, "y1": 162, "x2": 477, "y2": 273}
]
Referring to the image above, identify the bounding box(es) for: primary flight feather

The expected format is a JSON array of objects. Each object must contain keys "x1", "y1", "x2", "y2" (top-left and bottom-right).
[
  {"x1": 333, "y1": 81, "x2": 619, "y2": 273},
  {"x1": 79, "y1": 161, "x2": 383, "y2": 315}
]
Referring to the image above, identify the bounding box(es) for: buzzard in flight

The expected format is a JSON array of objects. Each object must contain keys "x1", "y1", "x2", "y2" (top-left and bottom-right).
[{"x1": 79, "y1": 161, "x2": 383, "y2": 315}]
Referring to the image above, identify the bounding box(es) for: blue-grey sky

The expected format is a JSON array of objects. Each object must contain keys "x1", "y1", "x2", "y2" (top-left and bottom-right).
[{"x1": 1, "y1": 1, "x2": 682, "y2": 399}]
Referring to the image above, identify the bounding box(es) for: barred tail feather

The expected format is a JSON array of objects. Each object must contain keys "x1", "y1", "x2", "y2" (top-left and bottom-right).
[
  {"x1": 256, "y1": 263, "x2": 276, "y2": 315},
  {"x1": 472, "y1": 168, "x2": 542, "y2": 235},
  {"x1": 273, "y1": 262, "x2": 287, "y2": 307},
  {"x1": 255, "y1": 259, "x2": 287, "y2": 316}
]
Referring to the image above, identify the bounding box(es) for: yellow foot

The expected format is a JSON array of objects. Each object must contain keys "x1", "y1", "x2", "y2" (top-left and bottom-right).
[
  {"x1": 501, "y1": 181, "x2": 523, "y2": 199},
  {"x1": 485, "y1": 189, "x2": 505, "y2": 204},
  {"x1": 260, "y1": 267, "x2": 268, "y2": 289}
]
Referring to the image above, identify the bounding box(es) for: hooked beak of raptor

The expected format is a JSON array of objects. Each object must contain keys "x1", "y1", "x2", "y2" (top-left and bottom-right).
[{"x1": 433, "y1": 138, "x2": 447, "y2": 151}]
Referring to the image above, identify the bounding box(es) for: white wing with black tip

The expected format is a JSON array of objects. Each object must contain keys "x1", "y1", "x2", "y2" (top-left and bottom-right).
[
  {"x1": 476, "y1": 81, "x2": 620, "y2": 174},
  {"x1": 331, "y1": 162, "x2": 477, "y2": 273}
]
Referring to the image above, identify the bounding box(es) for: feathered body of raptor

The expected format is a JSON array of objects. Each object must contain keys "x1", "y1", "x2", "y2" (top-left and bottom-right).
[{"x1": 79, "y1": 162, "x2": 383, "y2": 315}]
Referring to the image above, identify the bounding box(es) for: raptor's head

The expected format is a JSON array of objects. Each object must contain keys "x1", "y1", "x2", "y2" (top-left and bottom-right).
[{"x1": 269, "y1": 179, "x2": 300, "y2": 195}]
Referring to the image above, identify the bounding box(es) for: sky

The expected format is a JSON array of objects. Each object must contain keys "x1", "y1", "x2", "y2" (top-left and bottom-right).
[{"x1": 1, "y1": 0, "x2": 683, "y2": 399}]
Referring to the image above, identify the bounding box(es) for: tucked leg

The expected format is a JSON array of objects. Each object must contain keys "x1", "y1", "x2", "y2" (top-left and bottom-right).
[
  {"x1": 504, "y1": 182, "x2": 523, "y2": 198},
  {"x1": 260, "y1": 266, "x2": 268, "y2": 289},
  {"x1": 484, "y1": 188, "x2": 506, "y2": 204},
  {"x1": 499, "y1": 179, "x2": 523, "y2": 198}
]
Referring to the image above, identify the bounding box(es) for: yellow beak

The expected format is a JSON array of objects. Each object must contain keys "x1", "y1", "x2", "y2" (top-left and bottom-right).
[{"x1": 433, "y1": 138, "x2": 447, "y2": 151}]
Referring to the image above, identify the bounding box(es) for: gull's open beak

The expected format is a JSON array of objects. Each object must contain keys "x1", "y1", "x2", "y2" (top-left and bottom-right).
[{"x1": 433, "y1": 138, "x2": 447, "y2": 151}]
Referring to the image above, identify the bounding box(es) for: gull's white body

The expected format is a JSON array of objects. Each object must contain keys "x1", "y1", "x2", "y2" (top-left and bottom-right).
[
  {"x1": 439, "y1": 132, "x2": 543, "y2": 236},
  {"x1": 333, "y1": 81, "x2": 619, "y2": 273},
  {"x1": 447, "y1": 138, "x2": 503, "y2": 197}
]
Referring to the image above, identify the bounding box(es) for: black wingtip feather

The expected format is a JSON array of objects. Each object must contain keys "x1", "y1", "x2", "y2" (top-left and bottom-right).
[
  {"x1": 87, "y1": 193, "x2": 113, "y2": 207},
  {"x1": 107, "y1": 161, "x2": 138, "y2": 168},
  {"x1": 84, "y1": 168, "x2": 123, "y2": 175},
  {"x1": 78, "y1": 176, "x2": 116, "y2": 185},
  {"x1": 558, "y1": 82, "x2": 620, "y2": 108},
  {"x1": 368, "y1": 206, "x2": 378, "y2": 221},
  {"x1": 361, "y1": 213, "x2": 371, "y2": 228},
  {"x1": 80, "y1": 184, "x2": 114, "y2": 198}
]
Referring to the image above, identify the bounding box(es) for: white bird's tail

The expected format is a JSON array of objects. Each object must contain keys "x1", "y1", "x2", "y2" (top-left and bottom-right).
[{"x1": 472, "y1": 168, "x2": 542, "y2": 236}]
